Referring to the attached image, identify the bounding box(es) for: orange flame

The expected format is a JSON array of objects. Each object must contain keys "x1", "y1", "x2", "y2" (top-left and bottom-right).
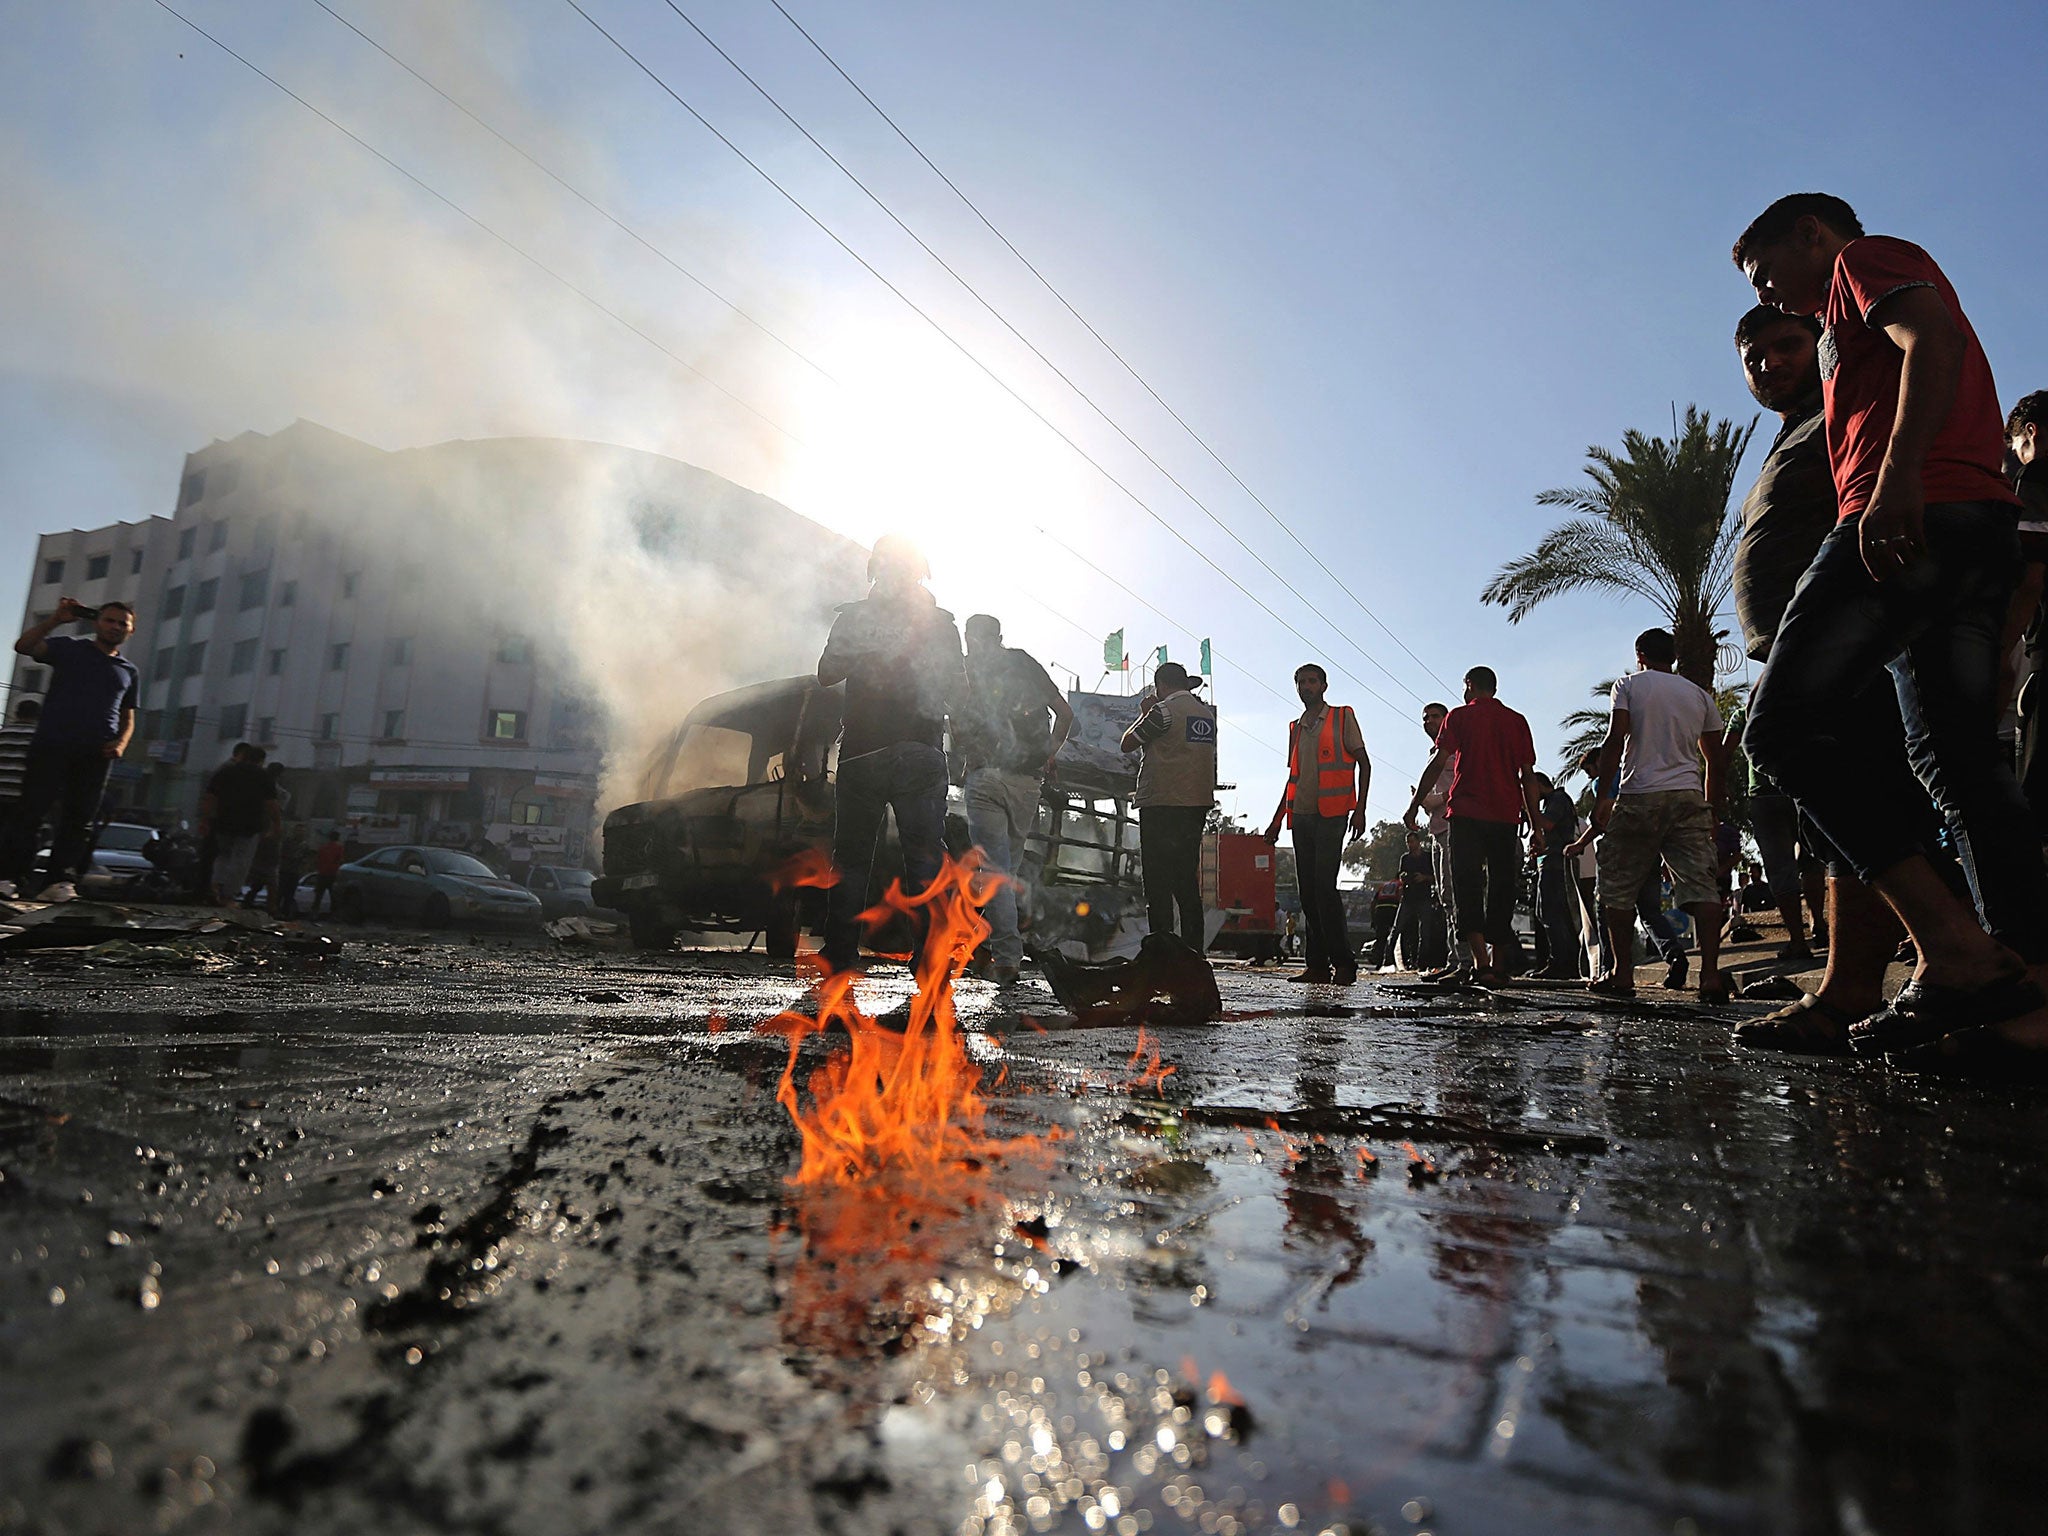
[
  {"x1": 768, "y1": 853, "x2": 1043, "y2": 1186},
  {"x1": 768, "y1": 847, "x2": 840, "y2": 893},
  {"x1": 1401, "y1": 1140, "x2": 1436, "y2": 1173},
  {"x1": 1124, "y1": 1026, "x2": 1178, "y2": 1092},
  {"x1": 1207, "y1": 1370, "x2": 1245, "y2": 1407}
]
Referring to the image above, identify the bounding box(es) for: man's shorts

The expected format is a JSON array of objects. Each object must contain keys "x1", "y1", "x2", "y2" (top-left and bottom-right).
[{"x1": 1596, "y1": 790, "x2": 1718, "y2": 913}]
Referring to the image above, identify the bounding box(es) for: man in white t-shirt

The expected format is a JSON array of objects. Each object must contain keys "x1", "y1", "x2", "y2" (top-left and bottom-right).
[{"x1": 1589, "y1": 628, "x2": 1728, "y2": 1001}]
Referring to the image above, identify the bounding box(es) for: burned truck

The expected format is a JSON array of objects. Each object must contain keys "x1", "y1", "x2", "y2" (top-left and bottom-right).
[{"x1": 595, "y1": 678, "x2": 1161, "y2": 958}]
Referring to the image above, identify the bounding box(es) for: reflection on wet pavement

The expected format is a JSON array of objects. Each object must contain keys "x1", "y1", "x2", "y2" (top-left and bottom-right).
[{"x1": 2, "y1": 951, "x2": 2045, "y2": 1534}]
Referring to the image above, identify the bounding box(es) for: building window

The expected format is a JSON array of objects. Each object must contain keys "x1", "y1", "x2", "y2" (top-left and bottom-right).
[
  {"x1": 340, "y1": 572, "x2": 359, "y2": 598},
  {"x1": 329, "y1": 642, "x2": 350, "y2": 670},
  {"x1": 266, "y1": 647, "x2": 286, "y2": 676},
  {"x1": 18, "y1": 669, "x2": 46, "y2": 695},
  {"x1": 194, "y1": 578, "x2": 218, "y2": 614},
  {"x1": 208, "y1": 522, "x2": 228, "y2": 553},
  {"x1": 319, "y1": 713, "x2": 339, "y2": 742},
  {"x1": 495, "y1": 635, "x2": 532, "y2": 665},
  {"x1": 43, "y1": 558, "x2": 64, "y2": 584},
  {"x1": 176, "y1": 527, "x2": 196, "y2": 560},
  {"x1": 152, "y1": 647, "x2": 174, "y2": 682},
  {"x1": 213, "y1": 462, "x2": 240, "y2": 497},
  {"x1": 173, "y1": 705, "x2": 197, "y2": 740},
  {"x1": 86, "y1": 554, "x2": 110, "y2": 581},
  {"x1": 218, "y1": 703, "x2": 247, "y2": 741},
  {"x1": 229, "y1": 638, "x2": 258, "y2": 676},
  {"x1": 163, "y1": 585, "x2": 186, "y2": 619},
  {"x1": 486, "y1": 710, "x2": 527, "y2": 741},
  {"x1": 143, "y1": 709, "x2": 162, "y2": 739},
  {"x1": 382, "y1": 709, "x2": 405, "y2": 739},
  {"x1": 389, "y1": 637, "x2": 411, "y2": 665},
  {"x1": 514, "y1": 802, "x2": 546, "y2": 825},
  {"x1": 182, "y1": 641, "x2": 207, "y2": 676},
  {"x1": 256, "y1": 715, "x2": 275, "y2": 744},
  {"x1": 180, "y1": 470, "x2": 205, "y2": 507},
  {"x1": 238, "y1": 570, "x2": 269, "y2": 610},
  {"x1": 131, "y1": 548, "x2": 145, "y2": 575},
  {"x1": 278, "y1": 579, "x2": 296, "y2": 607}
]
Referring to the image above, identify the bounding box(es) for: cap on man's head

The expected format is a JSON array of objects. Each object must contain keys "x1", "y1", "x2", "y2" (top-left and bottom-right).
[{"x1": 1153, "y1": 661, "x2": 1200, "y2": 692}]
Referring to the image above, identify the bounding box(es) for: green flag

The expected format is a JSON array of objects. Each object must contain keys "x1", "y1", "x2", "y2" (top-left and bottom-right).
[
  {"x1": 1154, "y1": 645, "x2": 1168, "y2": 667},
  {"x1": 1199, "y1": 638, "x2": 1212, "y2": 675},
  {"x1": 1104, "y1": 629, "x2": 1125, "y2": 670}
]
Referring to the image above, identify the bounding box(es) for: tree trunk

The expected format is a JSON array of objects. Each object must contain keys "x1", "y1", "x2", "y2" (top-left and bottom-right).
[{"x1": 1673, "y1": 606, "x2": 1716, "y2": 692}]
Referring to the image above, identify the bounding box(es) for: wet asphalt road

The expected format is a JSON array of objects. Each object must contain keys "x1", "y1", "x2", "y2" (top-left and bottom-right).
[{"x1": 2, "y1": 932, "x2": 2045, "y2": 1536}]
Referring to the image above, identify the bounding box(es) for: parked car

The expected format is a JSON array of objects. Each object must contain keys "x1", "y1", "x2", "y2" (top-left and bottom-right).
[
  {"x1": 39, "y1": 821, "x2": 158, "y2": 890},
  {"x1": 525, "y1": 865, "x2": 623, "y2": 923},
  {"x1": 332, "y1": 845, "x2": 543, "y2": 929}
]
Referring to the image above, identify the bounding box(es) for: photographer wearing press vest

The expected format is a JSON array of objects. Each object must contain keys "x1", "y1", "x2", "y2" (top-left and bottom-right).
[
  {"x1": 1121, "y1": 661, "x2": 1217, "y2": 947},
  {"x1": 1264, "y1": 664, "x2": 1371, "y2": 985}
]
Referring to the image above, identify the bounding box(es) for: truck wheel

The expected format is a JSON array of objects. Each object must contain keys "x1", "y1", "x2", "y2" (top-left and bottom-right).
[
  {"x1": 764, "y1": 893, "x2": 800, "y2": 960},
  {"x1": 629, "y1": 910, "x2": 678, "y2": 952},
  {"x1": 422, "y1": 893, "x2": 453, "y2": 929}
]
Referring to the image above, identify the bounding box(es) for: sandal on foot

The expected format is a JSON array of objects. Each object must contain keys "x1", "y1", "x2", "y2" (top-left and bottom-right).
[
  {"x1": 1587, "y1": 976, "x2": 1635, "y2": 999},
  {"x1": 1849, "y1": 972, "x2": 2044, "y2": 1058},
  {"x1": 1696, "y1": 982, "x2": 1733, "y2": 1007},
  {"x1": 1733, "y1": 992, "x2": 1857, "y2": 1055},
  {"x1": 1890, "y1": 1024, "x2": 2048, "y2": 1082}
]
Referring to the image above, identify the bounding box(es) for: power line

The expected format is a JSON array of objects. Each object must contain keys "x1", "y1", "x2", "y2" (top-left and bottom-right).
[
  {"x1": 559, "y1": 0, "x2": 1415, "y2": 727},
  {"x1": 306, "y1": 0, "x2": 834, "y2": 385},
  {"x1": 768, "y1": 0, "x2": 1452, "y2": 697},
  {"x1": 148, "y1": 0, "x2": 802, "y2": 446},
  {"x1": 654, "y1": 0, "x2": 1435, "y2": 709},
  {"x1": 149, "y1": 0, "x2": 1407, "y2": 766}
]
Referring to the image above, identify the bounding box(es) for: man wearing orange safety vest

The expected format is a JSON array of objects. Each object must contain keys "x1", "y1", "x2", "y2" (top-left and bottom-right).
[{"x1": 1264, "y1": 663, "x2": 1371, "y2": 985}]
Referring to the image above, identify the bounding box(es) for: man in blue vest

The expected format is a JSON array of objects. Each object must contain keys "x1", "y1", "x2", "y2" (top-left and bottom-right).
[{"x1": 1264, "y1": 663, "x2": 1371, "y2": 985}]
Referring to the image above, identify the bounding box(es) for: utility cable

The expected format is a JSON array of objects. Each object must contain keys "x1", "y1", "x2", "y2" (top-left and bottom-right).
[
  {"x1": 149, "y1": 0, "x2": 803, "y2": 445},
  {"x1": 656, "y1": 0, "x2": 1432, "y2": 707},
  {"x1": 307, "y1": 0, "x2": 833, "y2": 384},
  {"x1": 768, "y1": 0, "x2": 1453, "y2": 696},
  {"x1": 147, "y1": 0, "x2": 1404, "y2": 767},
  {"x1": 561, "y1": 0, "x2": 1414, "y2": 726}
]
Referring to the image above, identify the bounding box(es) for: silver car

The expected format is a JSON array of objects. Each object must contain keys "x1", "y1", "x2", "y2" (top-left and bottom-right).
[{"x1": 332, "y1": 846, "x2": 543, "y2": 929}]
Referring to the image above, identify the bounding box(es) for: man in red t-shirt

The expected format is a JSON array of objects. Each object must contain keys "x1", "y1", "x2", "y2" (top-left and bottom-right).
[
  {"x1": 1734, "y1": 193, "x2": 2048, "y2": 1059},
  {"x1": 1404, "y1": 666, "x2": 1543, "y2": 984}
]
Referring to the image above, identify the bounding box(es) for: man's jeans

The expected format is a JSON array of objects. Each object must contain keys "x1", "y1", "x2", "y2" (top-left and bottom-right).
[
  {"x1": 1747, "y1": 501, "x2": 2048, "y2": 960},
  {"x1": 1392, "y1": 889, "x2": 1432, "y2": 968},
  {"x1": 1291, "y1": 812, "x2": 1353, "y2": 972},
  {"x1": 1537, "y1": 853, "x2": 1579, "y2": 975},
  {"x1": 962, "y1": 765, "x2": 1042, "y2": 968},
  {"x1": 0, "y1": 740, "x2": 111, "y2": 889},
  {"x1": 1139, "y1": 805, "x2": 1207, "y2": 946},
  {"x1": 825, "y1": 742, "x2": 948, "y2": 969}
]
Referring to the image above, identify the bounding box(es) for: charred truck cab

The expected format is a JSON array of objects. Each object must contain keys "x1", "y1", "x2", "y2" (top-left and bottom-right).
[{"x1": 594, "y1": 677, "x2": 875, "y2": 955}]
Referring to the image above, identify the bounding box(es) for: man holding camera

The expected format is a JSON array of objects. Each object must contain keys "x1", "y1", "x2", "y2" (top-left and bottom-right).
[{"x1": 0, "y1": 598, "x2": 140, "y2": 901}]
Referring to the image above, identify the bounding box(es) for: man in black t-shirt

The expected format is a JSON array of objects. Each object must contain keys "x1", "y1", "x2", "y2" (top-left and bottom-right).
[
  {"x1": 1391, "y1": 831, "x2": 1435, "y2": 970},
  {"x1": 816, "y1": 536, "x2": 965, "y2": 971},
  {"x1": 200, "y1": 743, "x2": 281, "y2": 906},
  {"x1": 1530, "y1": 771, "x2": 1583, "y2": 978},
  {"x1": 957, "y1": 614, "x2": 1074, "y2": 982}
]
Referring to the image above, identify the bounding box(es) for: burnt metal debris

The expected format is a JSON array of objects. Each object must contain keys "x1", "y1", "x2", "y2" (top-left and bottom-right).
[{"x1": 2, "y1": 937, "x2": 2045, "y2": 1535}]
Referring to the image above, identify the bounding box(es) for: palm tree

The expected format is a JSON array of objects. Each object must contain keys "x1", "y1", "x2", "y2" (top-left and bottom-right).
[{"x1": 1482, "y1": 406, "x2": 1758, "y2": 690}]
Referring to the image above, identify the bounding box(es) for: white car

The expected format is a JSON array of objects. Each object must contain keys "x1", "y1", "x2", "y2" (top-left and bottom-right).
[{"x1": 37, "y1": 822, "x2": 159, "y2": 888}]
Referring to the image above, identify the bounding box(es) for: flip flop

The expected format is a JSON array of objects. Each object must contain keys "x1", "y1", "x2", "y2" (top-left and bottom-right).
[
  {"x1": 1696, "y1": 982, "x2": 1734, "y2": 1008},
  {"x1": 1586, "y1": 976, "x2": 1635, "y2": 999},
  {"x1": 1848, "y1": 972, "x2": 2044, "y2": 1058},
  {"x1": 1889, "y1": 1025, "x2": 2048, "y2": 1083},
  {"x1": 1732, "y1": 992, "x2": 1857, "y2": 1055}
]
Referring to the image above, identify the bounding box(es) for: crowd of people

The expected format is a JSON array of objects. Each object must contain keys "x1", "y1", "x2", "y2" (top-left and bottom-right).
[{"x1": 8, "y1": 191, "x2": 2046, "y2": 1079}]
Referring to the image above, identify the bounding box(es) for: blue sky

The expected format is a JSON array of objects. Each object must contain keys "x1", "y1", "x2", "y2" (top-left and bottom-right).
[{"x1": 4, "y1": 0, "x2": 2045, "y2": 821}]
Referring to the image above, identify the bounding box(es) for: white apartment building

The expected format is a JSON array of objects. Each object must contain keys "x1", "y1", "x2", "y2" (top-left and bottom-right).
[{"x1": 8, "y1": 421, "x2": 867, "y2": 866}]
